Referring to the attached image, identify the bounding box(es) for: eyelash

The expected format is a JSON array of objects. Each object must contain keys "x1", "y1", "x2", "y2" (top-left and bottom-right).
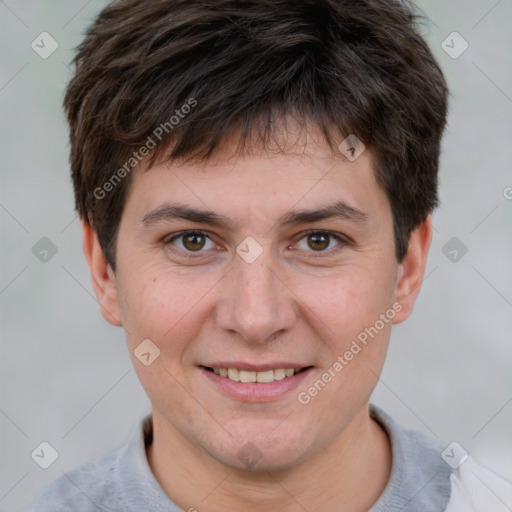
[{"x1": 163, "y1": 230, "x2": 349, "y2": 259}]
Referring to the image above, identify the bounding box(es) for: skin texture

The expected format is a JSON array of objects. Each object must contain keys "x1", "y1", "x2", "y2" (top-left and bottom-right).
[{"x1": 83, "y1": 129, "x2": 432, "y2": 512}]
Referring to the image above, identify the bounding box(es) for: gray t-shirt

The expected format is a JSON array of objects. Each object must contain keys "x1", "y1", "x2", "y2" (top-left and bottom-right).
[{"x1": 27, "y1": 405, "x2": 508, "y2": 511}]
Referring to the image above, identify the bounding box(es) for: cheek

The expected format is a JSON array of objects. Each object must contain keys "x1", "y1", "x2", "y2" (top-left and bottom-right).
[
  {"x1": 303, "y1": 265, "x2": 397, "y2": 341},
  {"x1": 295, "y1": 274, "x2": 393, "y2": 429},
  {"x1": 116, "y1": 266, "x2": 215, "y2": 355},
  {"x1": 295, "y1": 265, "x2": 395, "y2": 400}
]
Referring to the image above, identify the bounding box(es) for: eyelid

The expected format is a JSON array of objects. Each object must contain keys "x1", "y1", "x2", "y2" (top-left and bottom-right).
[
  {"x1": 291, "y1": 229, "x2": 349, "y2": 255},
  {"x1": 163, "y1": 230, "x2": 214, "y2": 245},
  {"x1": 163, "y1": 229, "x2": 349, "y2": 258},
  {"x1": 163, "y1": 230, "x2": 219, "y2": 258}
]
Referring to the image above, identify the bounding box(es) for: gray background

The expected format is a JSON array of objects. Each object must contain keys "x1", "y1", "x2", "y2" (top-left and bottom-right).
[{"x1": 1, "y1": 1, "x2": 511, "y2": 510}]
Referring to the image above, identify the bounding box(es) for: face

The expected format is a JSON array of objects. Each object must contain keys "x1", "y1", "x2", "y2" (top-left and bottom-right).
[{"x1": 85, "y1": 130, "x2": 430, "y2": 472}]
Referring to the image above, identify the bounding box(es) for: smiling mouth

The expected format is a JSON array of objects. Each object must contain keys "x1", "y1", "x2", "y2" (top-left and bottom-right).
[{"x1": 202, "y1": 366, "x2": 312, "y2": 383}]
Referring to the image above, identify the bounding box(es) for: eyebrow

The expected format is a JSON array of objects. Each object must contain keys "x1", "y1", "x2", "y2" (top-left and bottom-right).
[{"x1": 140, "y1": 201, "x2": 368, "y2": 230}]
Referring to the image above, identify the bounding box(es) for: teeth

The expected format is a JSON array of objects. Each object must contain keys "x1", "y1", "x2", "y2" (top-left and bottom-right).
[
  {"x1": 273, "y1": 368, "x2": 286, "y2": 381},
  {"x1": 256, "y1": 370, "x2": 274, "y2": 383},
  {"x1": 239, "y1": 370, "x2": 256, "y2": 383},
  {"x1": 227, "y1": 368, "x2": 239, "y2": 381},
  {"x1": 212, "y1": 367, "x2": 302, "y2": 383}
]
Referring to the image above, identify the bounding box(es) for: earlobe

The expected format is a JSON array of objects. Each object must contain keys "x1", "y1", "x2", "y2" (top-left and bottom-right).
[
  {"x1": 82, "y1": 221, "x2": 122, "y2": 326},
  {"x1": 392, "y1": 217, "x2": 433, "y2": 324}
]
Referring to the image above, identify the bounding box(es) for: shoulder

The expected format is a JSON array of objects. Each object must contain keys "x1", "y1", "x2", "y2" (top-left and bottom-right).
[
  {"x1": 370, "y1": 404, "x2": 512, "y2": 512},
  {"x1": 444, "y1": 457, "x2": 512, "y2": 511},
  {"x1": 27, "y1": 448, "x2": 125, "y2": 511},
  {"x1": 369, "y1": 405, "x2": 453, "y2": 511},
  {"x1": 27, "y1": 416, "x2": 157, "y2": 511}
]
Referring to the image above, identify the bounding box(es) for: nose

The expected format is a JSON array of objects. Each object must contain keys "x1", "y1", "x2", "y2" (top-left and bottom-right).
[{"x1": 214, "y1": 250, "x2": 297, "y2": 344}]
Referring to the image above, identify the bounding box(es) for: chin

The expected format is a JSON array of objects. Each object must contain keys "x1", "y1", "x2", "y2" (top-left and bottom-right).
[{"x1": 206, "y1": 425, "x2": 315, "y2": 473}]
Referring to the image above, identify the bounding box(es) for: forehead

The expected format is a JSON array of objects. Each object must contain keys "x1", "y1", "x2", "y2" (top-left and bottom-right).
[{"x1": 125, "y1": 130, "x2": 390, "y2": 231}]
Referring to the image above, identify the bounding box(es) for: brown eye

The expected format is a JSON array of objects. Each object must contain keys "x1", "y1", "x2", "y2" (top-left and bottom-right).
[
  {"x1": 182, "y1": 232, "x2": 206, "y2": 251},
  {"x1": 165, "y1": 231, "x2": 215, "y2": 256},
  {"x1": 294, "y1": 230, "x2": 346, "y2": 255},
  {"x1": 307, "y1": 233, "x2": 330, "y2": 251}
]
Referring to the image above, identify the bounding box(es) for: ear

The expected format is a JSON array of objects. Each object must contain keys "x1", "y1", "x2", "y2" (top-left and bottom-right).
[
  {"x1": 392, "y1": 216, "x2": 433, "y2": 324},
  {"x1": 82, "y1": 221, "x2": 122, "y2": 326}
]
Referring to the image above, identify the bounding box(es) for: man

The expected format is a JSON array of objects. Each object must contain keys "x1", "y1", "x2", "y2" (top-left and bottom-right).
[{"x1": 29, "y1": 0, "x2": 512, "y2": 510}]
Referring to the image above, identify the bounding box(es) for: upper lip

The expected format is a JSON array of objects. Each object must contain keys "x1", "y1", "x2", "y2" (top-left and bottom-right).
[{"x1": 201, "y1": 362, "x2": 312, "y2": 372}]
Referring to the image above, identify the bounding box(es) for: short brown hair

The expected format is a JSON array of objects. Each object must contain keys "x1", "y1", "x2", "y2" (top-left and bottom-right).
[{"x1": 63, "y1": 0, "x2": 448, "y2": 268}]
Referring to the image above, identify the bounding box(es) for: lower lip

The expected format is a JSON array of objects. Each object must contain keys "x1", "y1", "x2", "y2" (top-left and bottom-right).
[{"x1": 199, "y1": 367, "x2": 313, "y2": 402}]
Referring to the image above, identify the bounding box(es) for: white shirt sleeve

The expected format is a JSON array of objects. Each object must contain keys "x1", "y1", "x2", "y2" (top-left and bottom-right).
[{"x1": 444, "y1": 457, "x2": 512, "y2": 511}]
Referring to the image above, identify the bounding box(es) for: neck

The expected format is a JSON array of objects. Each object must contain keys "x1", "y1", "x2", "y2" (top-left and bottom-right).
[{"x1": 147, "y1": 404, "x2": 391, "y2": 512}]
